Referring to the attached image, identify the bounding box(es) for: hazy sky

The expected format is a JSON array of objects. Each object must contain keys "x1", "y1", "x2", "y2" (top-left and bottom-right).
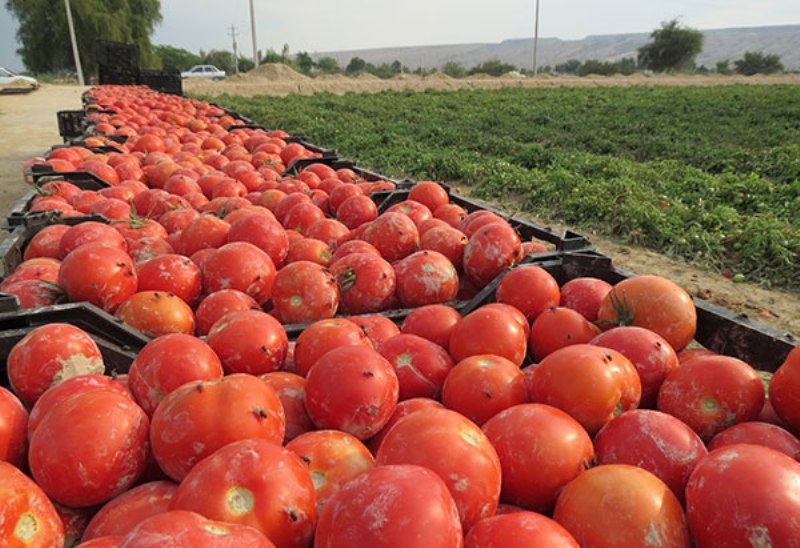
[{"x1": 2, "y1": 0, "x2": 798, "y2": 70}]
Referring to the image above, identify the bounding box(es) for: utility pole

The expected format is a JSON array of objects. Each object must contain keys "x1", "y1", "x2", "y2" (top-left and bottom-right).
[
  {"x1": 64, "y1": 0, "x2": 84, "y2": 85},
  {"x1": 229, "y1": 25, "x2": 240, "y2": 74},
  {"x1": 533, "y1": 0, "x2": 540, "y2": 76},
  {"x1": 249, "y1": 0, "x2": 259, "y2": 67}
]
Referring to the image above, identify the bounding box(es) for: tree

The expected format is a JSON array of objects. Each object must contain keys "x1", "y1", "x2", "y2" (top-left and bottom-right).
[
  {"x1": 238, "y1": 56, "x2": 254, "y2": 73},
  {"x1": 202, "y1": 50, "x2": 236, "y2": 74},
  {"x1": 442, "y1": 61, "x2": 466, "y2": 78},
  {"x1": 391, "y1": 60, "x2": 403, "y2": 74},
  {"x1": 6, "y1": 0, "x2": 162, "y2": 74},
  {"x1": 637, "y1": 19, "x2": 703, "y2": 73},
  {"x1": 295, "y1": 51, "x2": 314, "y2": 75},
  {"x1": 154, "y1": 44, "x2": 200, "y2": 72},
  {"x1": 316, "y1": 57, "x2": 341, "y2": 74},
  {"x1": 468, "y1": 59, "x2": 517, "y2": 77},
  {"x1": 345, "y1": 57, "x2": 367, "y2": 75},
  {"x1": 716, "y1": 60, "x2": 732, "y2": 75},
  {"x1": 555, "y1": 59, "x2": 581, "y2": 74},
  {"x1": 734, "y1": 52, "x2": 784, "y2": 76}
]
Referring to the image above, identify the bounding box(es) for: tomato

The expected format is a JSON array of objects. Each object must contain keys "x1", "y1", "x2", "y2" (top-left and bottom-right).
[
  {"x1": 306, "y1": 218, "x2": 350, "y2": 249},
  {"x1": 7, "y1": 323, "x2": 104, "y2": 407},
  {"x1": 442, "y1": 355, "x2": 527, "y2": 425},
  {"x1": 329, "y1": 253, "x2": 396, "y2": 314},
  {"x1": 331, "y1": 239, "x2": 381, "y2": 262},
  {"x1": 362, "y1": 211, "x2": 420, "y2": 262},
  {"x1": 463, "y1": 221, "x2": 521, "y2": 287},
  {"x1": 194, "y1": 289, "x2": 259, "y2": 337},
  {"x1": 82, "y1": 481, "x2": 177, "y2": 541},
  {"x1": 170, "y1": 438, "x2": 315, "y2": 547},
  {"x1": 293, "y1": 318, "x2": 372, "y2": 377},
  {"x1": 466, "y1": 512, "x2": 579, "y2": 547},
  {"x1": 336, "y1": 194, "x2": 378, "y2": 229},
  {"x1": 177, "y1": 214, "x2": 230, "y2": 257},
  {"x1": 271, "y1": 261, "x2": 339, "y2": 323},
  {"x1": 202, "y1": 242, "x2": 276, "y2": 305},
  {"x1": 482, "y1": 403, "x2": 593, "y2": 513},
  {"x1": 0, "y1": 259, "x2": 60, "y2": 287},
  {"x1": 529, "y1": 307, "x2": 601, "y2": 361},
  {"x1": 686, "y1": 444, "x2": 800, "y2": 546},
  {"x1": 23, "y1": 224, "x2": 70, "y2": 260},
  {"x1": 286, "y1": 237, "x2": 333, "y2": 267},
  {"x1": 530, "y1": 344, "x2": 641, "y2": 435},
  {"x1": 377, "y1": 407, "x2": 502, "y2": 529},
  {"x1": 29, "y1": 390, "x2": 149, "y2": 507},
  {"x1": 594, "y1": 409, "x2": 707, "y2": 505},
  {"x1": 120, "y1": 510, "x2": 274, "y2": 547},
  {"x1": 597, "y1": 275, "x2": 697, "y2": 351},
  {"x1": 401, "y1": 304, "x2": 462, "y2": 349},
  {"x1": 58, "y1": 221, "x2": 127, "y2": 259},
  {"x1": 420, "y1": 225, "x2": 468, "y2": 268},
  {"x1": 408, "y1": 181, "x2": 449, "y2": 211},
  {"x1": 394, "y1": 250, "x2": 459, "y2": 308},
  {"x1": 315, "y1": 464, "x2": 462, "y2": 548},
  {"x1": 380, "y1": 333, "x2": 455, "y2": 400},
  {"x1": 708, "y1": 421, "x2": 800, "y2": 460},
  {"x1": 286, "y1": 430, "x2": 375, "y2": 510},
  {"x1": 116, "y1": 290, "x2": 195, "y2": 336},
  {"x1": 0, "y1": 460, "x2": 64, "y2": 547},
  {"x1": 135, "y1": 254, "x2": 202, "y2": 306},
  {"x1": 0, "y1": 387, "x2": 28, "y2": 468},
  {"x1": 58, "y1": 243, "x2": 138, "y2": 312},
  {"x1": 386, "y1": 200, "x2": 433, "y2": 227},
  {"x1": 657, "y1": 355, "x2": 764, "y2": 442},
  {"x1": 366, "y1": 397, "x2": 444, "y2": 454},
  {"x1": 449, "y1": 306, "x2": 528, "y2": 366},
  {"x1": 589, "y1": 326, "x2": 679, "y2": 409},
  {"x1": 150, "y1": 373, "x2": 285, "y2": 481},
  {"x1": 260, "y1": 371, "x2": 316, "y2": 443},
  {"x1": 496, "y1": 266, "x2": 560, "y2": 322},
  {"x1": 158, "y1": 208, "x2": 199, "y2": 234},
  {"x1": 128, "y1": 334, "x2": 223, "y2": 416},
  {"x1": 207, "y1": 309, "x2": 288, "y2": 375},
  {"x1": 553, "y1": 464, "x2": 690, "y2": 547},
  {"x1": 304, "y1": 346, "x2": 399, "y2": 440},
  {"x1": 283, "y1": 202, "x2": 326, "y2": 235},
  {"x1": 769, "y1": 345, "x2": 800, "y2": 435},
  {"x1": 346, "y1": 315, "x2": 401, "y2": 351}
]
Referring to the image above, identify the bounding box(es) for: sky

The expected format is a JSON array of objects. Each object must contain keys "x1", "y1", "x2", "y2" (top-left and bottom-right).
[{"x1": 1, "y1": 0, "x2": 799, "y2": 71}]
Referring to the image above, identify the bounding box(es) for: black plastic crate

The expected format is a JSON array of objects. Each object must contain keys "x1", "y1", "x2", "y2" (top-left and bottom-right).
[
  {"x1": 461, "y1": 251, "x2": 797, "y2": 372},
  {"x1": 283, "y1": 157, "x2": 399, "y2": 184},
  {"x1": 25, "y1": 165, "x2": 113, "y2": 188},
  {"x1": 9, "y1": 170, "x2": 111, "y2": 227},
  {"x1": 96, "y1": 40, "x2": 139, "y2": 69},
  {"x1": 139, "y1": 69, "x2": 183, "y2": 96},
  {"x1": 284, "y1": 134, "x2": 338, "y2": 157},
  {"x1": 57, "y1": 110, "x2": 86, "y2": 142},
  {"x1": 98, "y1": 63, "x2": 140, "y2": 86}
]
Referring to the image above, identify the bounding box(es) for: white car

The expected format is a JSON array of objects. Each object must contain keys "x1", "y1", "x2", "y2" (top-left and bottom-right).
[
  {"x1": 0, "y1": 67, "x2": 39, "y2": 89},
  {"x1": 181, "y1": 65, "x2": 226, "y2": 80}
]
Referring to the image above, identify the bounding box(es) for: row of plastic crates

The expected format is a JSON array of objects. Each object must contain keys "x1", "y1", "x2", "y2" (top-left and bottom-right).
[{"x1": 97, "y1": 64, "x2": 183, "y2": 97}]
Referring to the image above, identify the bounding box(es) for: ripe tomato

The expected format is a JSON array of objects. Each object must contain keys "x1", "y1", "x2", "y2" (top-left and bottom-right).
[
  {"x1": 194, "y1": 288, "x2": 259, "y2": 336},
  {"x1": 23, "y1": 224, "x2": 70, "y2": 260},
  {"x1": 271, "y1": 261, "x2": 339, "y2": 323},
  {"x1": 282, "y1": 201, "x2": 326, "y2": 234},
  {"x1": 482, "y1": 403, "x2": 593, "y2": 514},
  {"x1": 420, "y1": 225, "x2": 468, "y2": 268},
  {"x1": 177, "y1": 213, "x2": 230, "y2": 257},
  {"x1": 293, "y1": 318, "x2": 372, "y2": 377},
  {"x1": 207, "y1": 309, "x2": 288, "y2": 374},
  {"x1": 449, "y1": 306, "x2": 528, "y2": 366},
  {"x1": 409, "y1": 181, "x2": 449, "y2": 211},
  {"x1": 329, "y1": 252, "x2": 396, "y2": 314},
  {"x1": 401, "y1": 303, "x2": 462, "y2": 349},
  {"x1": 116, "y1": 290, "x2": 196, "y2": 337},
  {"x1": 346, "y1": 314, "x2": 401, "y2": 351},
  {"x1": 29, "y1": 390, "x2": 149, "y2": 507},
  {"x1": 463, "y1": 221, "x2": 521, "y2": 287},
  {"x1": 7, "y1": 323, "x2": 104, "y2": 407},
  {"x1": 315, "y1": 464, "x2": 462, "y2": 548},
  {"x1": 530, "y1": 344, "x2": 641, "y2": 435},
  {"x1": 379, "y1": 333, "x2": 454, "y2": 400},
  {"x1": 362, "y1": 211, "x2": 420, "y2": 262},
  {"x1": 0, "y1": 386, "x2": 28, "y2": 468},
  {"x1": 529, "y1": 306, "x2": 601, "y2": 361},
  {"x1": 769, "y1": 345, "x2": 800, "y2": 435},
  {"x1": 58, "y1": 221, "x2": 127, "y2": 259},
  {"x1": 128, "y1": 334, "x2": 223, "y2": 416},
  {"x1": 466, "y1": 512, "x2": 579, "y2": 547},
  {"x1": 594, "y1": 409, "x2": 707, "y2": 505},
  {"x1": 686, "y1": 444, "x2": 800, "y2": 546},
  {"x1": 58, "y1": 243, "x2": 138, "y2": 312},
  {"x1": 496, "y1": 266, "x2": 560, "y2": 322},
  {"x1": 286, "y1": 237, "x2": 333, "y2": 267},
  {"x1": 260, "y1": 371, "x2": 316, "y2": 443},
  {"x1": 657, "y1": 354, "x2": 764, "y2": 442},
  {"x1": 366, "y1": 397, "x2": 444, "y2": 454},
  {"x1": 135, "y1": 254, "x2": 202, "y2": 306},
  {"x1": 553, "y1": 465, "x2": 690, "y2": 547},
  {"x1": 377, "y1": 407, "x2": 502, "y2": 529},
  {"x1": 336, "y1": 194, "x2": 378, "y2": 229},
  {"x1": 286, "y1": 430, "x2": 376, "y2": 510},
  {"x1": 304, "y1": 346, "x2": 399, "y2": 440},
  {"x1": 150, "y1": 373, "x2": 285, "y2": 481},
  {"x1": 0, "y1": 460, "x2": 64, "y2": 547},
  {"x1": 442, "y1": 355, "x2": 527, "y2": 425},
  {"x1": 120, "y1": 510, "x2": 274, "y2": 547},
  {"x1": 82, "y1": 481, "x2": 177, "y2": 541},
  {"x1": 307, "y1": 218, "x2": 350, "y2": 249},
  {"x1": 170, "y1": 439, "x2": 316, "y2": 548},
  {"x1": 202, "y1": 242, "x2": 277, "y2": 305},
  {"x1": 434, "y1": 202, "x2": 468, "y2": 228},
  {"x1": 394, "y1": 250, "x2": 459, "y2": 308},
  {"x1": 708, "y1": 421, "x2": 800, "y2": 461},
  {"x1": 597, "y1": 275, "x2": 697, "y2": 351},
  {"x1": 386, "y1": 200, "x2": 433, "y2": 227}
]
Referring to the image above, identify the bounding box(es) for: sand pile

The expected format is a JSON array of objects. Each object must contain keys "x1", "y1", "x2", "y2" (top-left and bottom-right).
[
  {"x1": 423, "y1": 72, "x2": 454, "y2": 81},
  {"x1": 355, "y1": 72, "x2": 380, "y2": 81},
  {"x1": 244, "y1": 63, "x2": 310, "y2": 81}
]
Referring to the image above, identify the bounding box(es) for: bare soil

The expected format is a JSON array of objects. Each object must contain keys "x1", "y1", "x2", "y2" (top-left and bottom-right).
[{"x1": 1, "y1": 82, "x2": 797, "y2": 340}]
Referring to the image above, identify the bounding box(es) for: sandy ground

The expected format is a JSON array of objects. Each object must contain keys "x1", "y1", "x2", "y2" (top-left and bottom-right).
[{"x1": 0, "y1": 83, "x2": 797, "y2": 341}]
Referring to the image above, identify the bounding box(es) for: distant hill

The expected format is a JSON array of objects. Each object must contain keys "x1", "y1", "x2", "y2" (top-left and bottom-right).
[{"x1": 311, "y1": 25, "x2": 800, "y2": 72}]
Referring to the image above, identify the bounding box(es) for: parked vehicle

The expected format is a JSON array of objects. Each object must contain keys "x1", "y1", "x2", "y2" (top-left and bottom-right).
[
  {"x1": 180, "y1": 65, "x2": 226, "y2": 80},
  {"x1": 0, "y1": 67, "x2": 39, "y2": 90}
]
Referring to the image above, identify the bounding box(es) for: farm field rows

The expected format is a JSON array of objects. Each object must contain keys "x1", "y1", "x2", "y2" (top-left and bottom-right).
[{"x1": 205, "y1": 85, "x2": 800, "y2": 289}]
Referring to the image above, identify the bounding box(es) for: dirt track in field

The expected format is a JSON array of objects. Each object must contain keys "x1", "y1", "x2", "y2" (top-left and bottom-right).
[{"x1": 0, "y1": 83, "x2": 797, "y2": 349}]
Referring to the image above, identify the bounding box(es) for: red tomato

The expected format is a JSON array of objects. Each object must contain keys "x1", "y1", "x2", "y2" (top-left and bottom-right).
[
  {"x1": 329, "y1": 253, "x2": 396, "y2": 314},
  {"x1": 362, "y1": 211, "x2": 420, "y2": 262},
  {"x1": 409, "y1": 181, "x2": 449, "y2": 211},
  {"x1": 466, "y1": 512, "x2": 579, "y2": 547},
  {"x1": 380, "y1": 333, "x2": 455, "y2": 400},
  {"x1": 286, "y1": 237, "x2": 333, "y2": 267},
  {"x1": 121, "y1": 510, "x2": 274, "y2": 546},
  {"x1": 686, "y1": 444, "x2": 800, "y2": 546},
  {"x1": 207, "y1": 309, "x2": 288, "y2": 375},
  {"x1": 135, "y1": 254, "x2": 202, "y2": 306},
  {"x1": 553, "y1": 465, "x2": 690, "y2": 547},
  {"x1": 0, "y1": 386, "x2": 28, "y2": 468},
  {"x1": 377, "y1": 407, "x2": 502, "y2": 529},
  {"x1": 336, "y1": 194, "x2": 378, "y2": 229},
  {"x1": 449, "y1": 306, "x2": 528, "y2": 366},
  {"x1": 434, "y1": 203, "x2": 468, "y2": 227},
  {"x1": 315, "y1": 464, "x2": 462, "y2": 548},
  {"x1": 128, "y1": 334, "x2": 223, "y2": 416},
  {"x1": 304, "y1": 346, "x2": 399, "y2": 440},
  {"x1": 708, "y1": 421, "x2": 800, "y2": 461},
  {"x1": 178, "y1": 213, "x2": 230, "y2": 256},
  {"x1": 386, "y1": 200, "x2": 433, "y2": 227},
  {"x1": 597, "y1": 275, "x2": 697, "y2": 351},
  {"x1": 496, "y1": 266, "x2": 560, "y2": 322},
  {"x1": 58, "y1": 243, "x2": 138, "y2": 312},
  {"x1": 657, "y1": 355, "x2": 764, "y2": 442},
  {"x1": 394, "y1": 250, "x2": 459, "y2": 308},
  {"x1": 0, "y1": 460, "x2": 64, "y2": 546},
  {"x1": 442, "y1": 355, "x2": 527, "y2": 425},
  {"x1": 82, "y1": 481, "x2": 177, "y2": 541},
  {"x1": 346, "y1": 315, "x2": 401, "y2": 351},
  {"x1": 116, "y1": 290, "x2": 195, "y2": 337},
  {"x1": 150, "y1": 373, "x2": 285, "y2": 481},
  {"x1": 401, "y1": 303, "x2": 462, "y2": 349},
  {"x1": 260, "y1": 371, "x2": 316, "y2": 443},
  {"x1": 307, "y1": 218, "x2": 351, "y2": 249},
  {"x1": 463, "y1": 221, "x2": 521, "y2": 287},
  {"x1": 202, "y1": 242, "x2": 277, "y2": 305},
  {"x1": 420, "y1": 225, "x2": 468, "y2": 268},
  {"x1": 331, "y1": 239, "x2": 381, "y2": 262},
  {"x1": 7, "y1": 323, "x2": 104, "y2": 407},
  {"x1": 366, "y1": 397, "x2": 444, "y2": 454},
  {"x1": 194, "y1": 288, "x2": 259, "y2": 336},
  {"x1": 286, "y1": 430, "x2": 376, "y2": 510},
  {"x1": 482, "y1": 403, "x2": 594, "y2": 513},
  {"x1": 29, "y1": 390, "x2": 149, "y2": 507},
  {"x1": 594, "y1": 409, "x2": 707, "y2": 505},
  {"x1": 293, "y1": 318, "x2": 372, "y2": 377},
  {"x1": 170, "y1": 439, "x2": 315, "y2": 547},
  {"x1": 58, "y1": 221, "x2": 127, "y2": 259},
  {"x1": 529, "y1": 306, "x2": 601, "y2": 361},
  {"x1": 23, "y1": 224, "x2": 70, "y2": 260},
  {"x1": 769, "y1": 345, "x2": 800, "y2": 435},
  {"x1": 530, "y1": 344, "x2": 641, "y2": 436},
  {"x1": 126, "y1": 235, "x2": 175, "y2": 264},
  {"x1": 283, "y1": 201, "x2": 326, "y2": 234}
]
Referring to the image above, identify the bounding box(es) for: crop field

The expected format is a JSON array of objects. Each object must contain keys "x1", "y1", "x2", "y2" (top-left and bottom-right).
[{"x1": 205, "y1": 85, "x2": 800, "y2": 288}]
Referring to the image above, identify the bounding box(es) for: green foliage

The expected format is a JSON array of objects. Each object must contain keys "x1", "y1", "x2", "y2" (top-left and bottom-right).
[
  {"x1": 294, "y1": 52, "x2": 314, "y2": 75},
  {"x1": 442, "y1": 61, "x2": 467, "y2": 78},
  {"x1": 6, "y1": 0, "x2": 162, "y2": 75},
  {"x1": 200, "y1": 50, "x2": 235, "y2": 74},
  {"x1": 345, "y1": 57, "x2": 367, "y2": 75},
  {"x1": 154, "y1": 44, "x2": 199, "y2": 72},
  {"x1": 555, "y1": 59, "x2": 581, "y2": 74},
  {"x1": 468, "y1": 59, "x2": 518, "y2": 77},
  {"x1": 638, "y1": 19, "x2": 703, "y2": 73},
  {"x1": 716, "y1": 60, "x2": 732, "y2": 75},
  {"x1": 316, "y1": 57, "x2": 341, "y2": 74},
  {"x1": 734, "y1": 52, "x2": 784, "y2": 76},
  {"x1": 204, "y1": 85, "x2": 800, "y2": 287}
]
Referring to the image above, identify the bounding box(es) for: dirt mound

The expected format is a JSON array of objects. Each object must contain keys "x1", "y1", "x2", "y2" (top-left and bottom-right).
[
  {"x1": 423, "y1": 72, "x2": 453, "y2": 81},
  {"x1": 315, "y1": 73, "x2": 349, "y2": 81},
  {"x1": 356, "y1": 72, "x2": 380, "y2": 81},
  {"x1": 245, "y1": 63, "x2": 310, "y2": 81},
  {"x1": 468, "y1": 74, "x2": 495, "y2": 80},
  {"x1": 393, "y1": 73, "x2": 421, "y2": 81}
]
